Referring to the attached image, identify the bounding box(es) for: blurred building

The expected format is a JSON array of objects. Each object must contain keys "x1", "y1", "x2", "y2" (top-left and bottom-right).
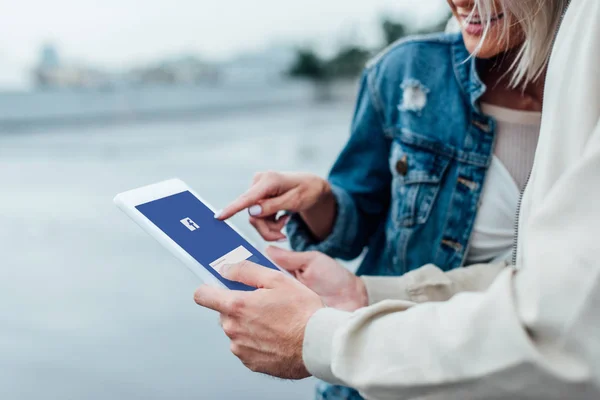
[
  {"x1": 220, "y1": 46, "x2": 295, "y2": 86},
  {"x1": 32, "y1": 43, "x2": 110, "y2": 89},
  {"x1": 39, "y1": 44, "x2": 60, "y2": 69},
  {"x1": 30, "y1": 44, "x2": 296, "y2": 90},
  {"x1": 128, "y1": 55, "x2": 220, "y2": 86}
]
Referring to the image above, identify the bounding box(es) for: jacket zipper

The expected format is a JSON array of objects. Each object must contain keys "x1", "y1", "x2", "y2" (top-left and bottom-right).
[
  {"x1": 511, "y1": 0, "x2": 572, "y2": 266},
  {"x1": 511, "y1": 172, "x2": 531, "y2": 265}
]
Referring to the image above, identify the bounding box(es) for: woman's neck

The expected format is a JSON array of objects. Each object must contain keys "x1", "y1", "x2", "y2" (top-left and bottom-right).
[{"x1": 478, "y1": 54, "x2": 546, "y2": 112}]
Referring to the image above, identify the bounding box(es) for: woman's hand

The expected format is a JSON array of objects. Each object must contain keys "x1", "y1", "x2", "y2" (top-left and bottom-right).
[
  {"x1": 215, "y1": 172, "x2": 336, "y2": 242},
  {"x1": 266, "y1": 246, "x2": 368, "y2": 312}
]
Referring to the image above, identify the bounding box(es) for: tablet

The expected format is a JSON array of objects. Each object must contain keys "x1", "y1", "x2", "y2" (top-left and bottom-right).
[{"x1": 114, "y1": 178, "x2": 284, "y2": 291}]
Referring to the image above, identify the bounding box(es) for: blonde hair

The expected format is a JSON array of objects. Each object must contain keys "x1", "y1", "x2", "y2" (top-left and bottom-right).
[{"x1": 471, "y1": 0, "x2": 569, "y2": 88}]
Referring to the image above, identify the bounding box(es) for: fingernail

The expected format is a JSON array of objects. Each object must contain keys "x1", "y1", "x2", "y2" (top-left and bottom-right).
[
  {"x1": 219, "y1": 263, "x2": 232, "y2": 276},
  {"x1": 248, "y1": 205, "x2": 262, "y2": 216},
  {"x1": 214, "y1": 209, "x2": 223, "y2": 219},
  {"x1": 277, "y1": 238, "x2": 288, "y2": 243}
]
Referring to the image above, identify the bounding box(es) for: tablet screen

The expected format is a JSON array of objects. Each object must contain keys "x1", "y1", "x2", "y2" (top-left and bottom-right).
[{"x1": 136, "y1": 190, "x2": 278, "y2": 290}]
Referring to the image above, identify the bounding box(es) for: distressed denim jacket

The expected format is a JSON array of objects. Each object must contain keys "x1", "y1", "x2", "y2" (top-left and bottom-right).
[
  {"x1": 289, "y1": 32, "x2": 496, "y2": 278},
  {"x1": 287, "y1": 32, "x2": 497, "y2": 400},
  {"x1": 287, "y1": 32, "x2": 498, "y2": 399}
]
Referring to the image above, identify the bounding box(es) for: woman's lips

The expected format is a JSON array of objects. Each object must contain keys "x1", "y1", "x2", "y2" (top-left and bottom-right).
[{"x1": 460, "y1": 13, "x2": 505, "y2": 36}]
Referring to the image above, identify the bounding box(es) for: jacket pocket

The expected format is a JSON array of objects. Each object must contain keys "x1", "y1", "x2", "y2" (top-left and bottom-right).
[{"x1": 389, "y1": 136, "x2": 451, "y2": 227}]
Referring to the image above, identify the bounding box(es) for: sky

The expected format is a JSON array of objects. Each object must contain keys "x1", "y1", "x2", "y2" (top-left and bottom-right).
[{"x1": 0, "y1": 0, "x2": 447, "y2": 88}]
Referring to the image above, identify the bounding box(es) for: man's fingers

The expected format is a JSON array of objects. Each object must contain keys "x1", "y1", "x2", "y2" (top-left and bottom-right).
[
  {"x1": 265, "y1": 246, "x2": 315, "y2": 273},
  {"x1": 222, "y1": 261, "x2": 286, "y2": 289},
  {"x1": 194, "y1": 284, "x2": 237, "y2": 313}
]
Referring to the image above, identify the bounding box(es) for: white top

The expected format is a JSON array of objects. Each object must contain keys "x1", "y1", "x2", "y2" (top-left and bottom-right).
[
  {"x1": 465, "y1": 103, "x2": 541, "y2": 265},
  {"x1": 482, "y1": 103, "x2": 542, "y2": 190},
  {"x1": 304, "y1": 1, "x2": 600, "y2": 397}
]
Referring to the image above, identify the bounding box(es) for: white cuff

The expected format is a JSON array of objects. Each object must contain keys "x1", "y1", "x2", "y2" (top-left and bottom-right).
[
  {"x1": 302, "y1": 307, "x2": 352, "y2": 385},
  {"x1": 362, "y1": 276, "x2": 412, "y2": 305}
]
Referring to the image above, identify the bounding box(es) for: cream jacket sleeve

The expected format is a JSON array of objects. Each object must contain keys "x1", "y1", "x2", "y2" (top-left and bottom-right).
[
  {"x1": 302, "y1": 1, "x2": 600, "y2": 399},
  {"x1": 362, "y1": 262, "x2": 509, "y2": 304}
]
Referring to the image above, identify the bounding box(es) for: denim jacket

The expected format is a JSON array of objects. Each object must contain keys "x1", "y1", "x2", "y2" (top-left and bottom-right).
[
  {"x1": 288, "y1": 32, "x2": 496, "y2": 279},
  {"x1": 287, "y1": 32, "x2": 496, "y2": 400}
]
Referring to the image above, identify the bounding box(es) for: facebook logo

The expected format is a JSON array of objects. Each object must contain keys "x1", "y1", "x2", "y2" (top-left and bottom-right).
[{"x1": 180, "y1": 217, "x2": 200, "y2": 231}]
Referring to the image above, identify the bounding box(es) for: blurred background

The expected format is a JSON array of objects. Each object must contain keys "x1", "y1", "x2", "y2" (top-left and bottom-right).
[{"x1": 0, "y1": 1, "x2": 449, "y2": 399}]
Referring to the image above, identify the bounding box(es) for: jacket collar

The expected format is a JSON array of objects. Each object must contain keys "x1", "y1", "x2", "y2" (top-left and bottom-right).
[{"x1": 450, "y1": 34, "x2": 487, "y2": 113}]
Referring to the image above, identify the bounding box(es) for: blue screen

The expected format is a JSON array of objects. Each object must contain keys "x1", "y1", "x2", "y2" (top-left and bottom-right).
[{"x1": 136, "y1": 191, "x2": 278, "y2": 291}]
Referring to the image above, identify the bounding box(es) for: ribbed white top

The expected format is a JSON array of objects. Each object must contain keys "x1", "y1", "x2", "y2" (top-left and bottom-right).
[
  {"x1": 466, "y1": 103, "x2": 542, "y2": 265},
  {"x1": 482, "y1": 103, "x2": 542, "y2": 190}
]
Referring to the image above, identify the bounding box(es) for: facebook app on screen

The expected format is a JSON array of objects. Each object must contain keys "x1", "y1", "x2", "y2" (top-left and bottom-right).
[{"x1": 136, "y1": 191, "x2": 279, "y2": 291}]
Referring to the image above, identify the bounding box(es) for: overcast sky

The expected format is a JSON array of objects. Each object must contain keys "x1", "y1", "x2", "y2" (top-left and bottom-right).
[{"x1": 0, "y1": 0, "x2": 447, "y2": 88}]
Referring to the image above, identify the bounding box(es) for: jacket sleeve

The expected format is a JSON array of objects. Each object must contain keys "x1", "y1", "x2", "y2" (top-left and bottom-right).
[
  {"x1": 362, "y1": 262, "x2": 509, "y2": 305},
  {"x1": 287, "y1": 69, "x2": 392, "y2": 260},
  {"x1": 302, "y1": 2, "x2": 600, "y2": 398},
  {"x1": 305, "y1": 144, "x2": 600, "y2": 398}
]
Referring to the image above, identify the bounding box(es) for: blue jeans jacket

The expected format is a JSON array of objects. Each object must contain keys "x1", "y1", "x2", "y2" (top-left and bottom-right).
[{"x1": 287, "y1": 32, "x2": 497, "y2": 399}]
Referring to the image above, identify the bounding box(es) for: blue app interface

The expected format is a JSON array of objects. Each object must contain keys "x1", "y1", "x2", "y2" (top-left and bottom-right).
[{"x1": 136, "y1": 191, "x2": 279, "y2": 291}]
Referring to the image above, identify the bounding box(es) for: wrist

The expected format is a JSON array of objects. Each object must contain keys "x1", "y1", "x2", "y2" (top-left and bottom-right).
[
  {"x1": 317, "y1": 178, "x2": 333, "y2": 201},
  {"x1": 353, "y1": 277, "x2": 369, "y2": 309},
  {"x1": 305, "y1": 177, "x2": 333, "y2": 211},
  {"x1": 336, "y1": 276, "x2": 369, "y2": 312},
  {"x1": 298, "y1": 178, "x2": 337, "y2": 241}
]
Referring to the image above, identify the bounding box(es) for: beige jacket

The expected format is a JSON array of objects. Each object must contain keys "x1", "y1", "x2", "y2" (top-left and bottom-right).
[{"x1": 302, "y1": 0, "x2": 600, "y2": 398}]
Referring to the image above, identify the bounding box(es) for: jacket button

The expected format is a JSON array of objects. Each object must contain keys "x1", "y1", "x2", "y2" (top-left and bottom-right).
[
  {"x1": 396, "y1": 156, "x2": 408, "y2": 176},
  {"x1": 472, "y1": 119, "x2": 491, "y2": 133}
]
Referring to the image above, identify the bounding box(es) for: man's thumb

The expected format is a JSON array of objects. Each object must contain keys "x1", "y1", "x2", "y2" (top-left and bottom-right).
[{"x1": 266, "y1": 246, "x2": 314, "y2": 273}]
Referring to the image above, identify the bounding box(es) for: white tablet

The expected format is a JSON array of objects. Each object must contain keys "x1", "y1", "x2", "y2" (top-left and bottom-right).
[{"x1": 114, "y1": 178, "x2": 284, "y2": 291}]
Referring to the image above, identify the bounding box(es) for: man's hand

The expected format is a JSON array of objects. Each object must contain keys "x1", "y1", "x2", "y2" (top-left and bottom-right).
[
  {"x1": 266, "y1": 246, "x2": 368, "y2": 312},
  {"x1": 194, "y1": 261, "x2": 325, "y2": 380}
]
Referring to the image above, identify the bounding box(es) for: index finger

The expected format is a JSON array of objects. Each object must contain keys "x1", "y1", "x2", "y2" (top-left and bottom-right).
[
  {"x1": 194, "y1": 284, "x2": 241, "y2": 313},
  {"x1": 216, "y1": 185, "x2": 269, "y2": 220}
]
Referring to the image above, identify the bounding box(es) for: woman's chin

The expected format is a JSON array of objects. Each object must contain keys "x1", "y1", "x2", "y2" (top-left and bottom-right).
[{"x1": 462, "y1": 35, "x2": 503, "y2": 59}]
